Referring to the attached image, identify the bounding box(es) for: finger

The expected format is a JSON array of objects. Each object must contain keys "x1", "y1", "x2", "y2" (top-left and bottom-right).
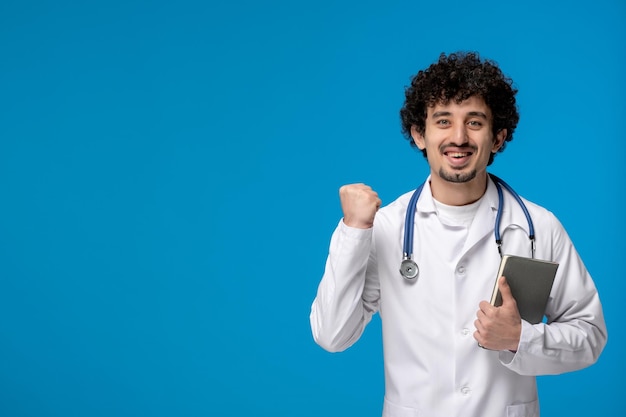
[
  {"x1": 474, "y1": 330, "x2": 491, "y2": 350},
  {"x1": 473, "y1": 330, "x2": 481, "y2": 342},
  {"x1": 478, "y1": 300, "x2": 493, "y2": 315},
  {"x1": 498, "y1": 276, "x2": 515, "y2": 306},
  {"x1": 474, "y1": 319, "x2": 484, "y2": 333}
]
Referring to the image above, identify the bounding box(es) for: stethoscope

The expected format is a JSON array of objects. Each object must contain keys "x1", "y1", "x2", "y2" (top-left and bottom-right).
[{"x1": 399, "y1": 173, "x2": 535, "y2": 282}]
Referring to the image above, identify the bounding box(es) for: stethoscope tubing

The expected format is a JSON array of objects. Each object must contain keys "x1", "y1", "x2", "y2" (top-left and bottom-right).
[
  {"x1": 402, "y1": 182, "x2": 425, "y2": 259},
  {"x1": 400, "y1": 174, "x2": 535, "y2": 281},
  {"x1": 489, "y1": 173, "x2": 535, "y2": 243}
]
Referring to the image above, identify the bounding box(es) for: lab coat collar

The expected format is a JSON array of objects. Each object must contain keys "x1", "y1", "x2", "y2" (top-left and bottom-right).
[
  {"x1": 414, "y1": 177, "x2": 437, "y2": 214},
  {"x1": 414, "y1": 175, "x2": 498, "y2": 215},
  {"x1": 413, "y1": 175, "x2": 530, "y2": 253},
  {"x1": 463, "y1": 175, "x2": 531, "y2": 261},
  {"x1": 484, "y1": 175, "x2": 531, "y2": 237}
]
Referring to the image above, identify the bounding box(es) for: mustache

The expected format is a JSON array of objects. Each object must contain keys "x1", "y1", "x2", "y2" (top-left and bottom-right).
[{"x1": 439, "y1": 142, "x2": 478, "y2": 152}]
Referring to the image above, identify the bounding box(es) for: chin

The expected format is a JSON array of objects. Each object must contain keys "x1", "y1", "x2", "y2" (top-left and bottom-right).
[{"x1": 439, "y1": 168, "x2": 477, "y2": 184}]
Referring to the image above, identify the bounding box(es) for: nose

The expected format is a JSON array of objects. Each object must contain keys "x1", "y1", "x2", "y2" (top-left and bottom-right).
[{"x1": 451, "y1": 123, "x2": 468, "y2": 144}]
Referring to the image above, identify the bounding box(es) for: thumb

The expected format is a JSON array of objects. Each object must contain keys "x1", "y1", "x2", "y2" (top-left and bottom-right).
[{"x1": 498, "y1": 276, "x2": 516, "y2": 306}]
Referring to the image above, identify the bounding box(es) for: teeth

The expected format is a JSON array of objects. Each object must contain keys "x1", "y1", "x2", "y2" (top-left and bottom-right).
[{"x1": 448, "y1": 152, "x2": 469, "y2": 158}]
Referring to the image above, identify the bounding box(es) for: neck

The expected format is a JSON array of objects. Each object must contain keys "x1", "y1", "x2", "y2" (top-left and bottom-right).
[{"x1": 429, "y1": 171, "x2": 489, "y2": 206}]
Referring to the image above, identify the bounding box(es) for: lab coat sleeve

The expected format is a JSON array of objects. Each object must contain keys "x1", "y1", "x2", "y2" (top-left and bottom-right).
[
  {"x1": 310, "y1": 220, "x2": 380, "y2": 352},
  {"x1": 499, "y1": 212, "x2": 607, "y2": 375}
]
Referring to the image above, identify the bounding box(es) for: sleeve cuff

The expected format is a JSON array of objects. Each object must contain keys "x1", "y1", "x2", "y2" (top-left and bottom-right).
[
  {"x1": 499, "y1": 319, "x2": 533, "y2": 366},
  {"x1": 338, "y1": 219, "x2": 374, "y2": 240}
]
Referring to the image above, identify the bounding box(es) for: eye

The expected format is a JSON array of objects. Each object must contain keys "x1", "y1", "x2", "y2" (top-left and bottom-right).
[
  {"x1": 467, "y1": 120, "x2": 483, "y2": 128},
  {"x1": 436, "y1": 119, "x2": 450, "y2": 126}
]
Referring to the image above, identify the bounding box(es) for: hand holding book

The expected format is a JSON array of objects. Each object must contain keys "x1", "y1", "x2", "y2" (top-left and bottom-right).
[
  {"x1": 475, "y1": 256, "x2": 559, "y2": 350},
  {"x1": 475, "y1": 276, "x2": 523, "y2": 351},
  {"x1": 490, "y1": 255, "x2": 559, "y2": 324}
]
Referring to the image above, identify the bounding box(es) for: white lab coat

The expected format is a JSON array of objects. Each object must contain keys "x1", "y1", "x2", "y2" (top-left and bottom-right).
[{"x1": 310, "y1": 177, "x2": 607, "y2": 417}]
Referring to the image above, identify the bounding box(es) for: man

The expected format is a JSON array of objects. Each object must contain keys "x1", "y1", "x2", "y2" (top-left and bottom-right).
[{"x1": 309, "y1": 52, "x2": 607, "y2": 417}]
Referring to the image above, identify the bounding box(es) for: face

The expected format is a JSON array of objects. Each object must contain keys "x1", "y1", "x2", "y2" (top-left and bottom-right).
[{"x1": 411, "y1": 96, "x2": 506, "y2": 190}]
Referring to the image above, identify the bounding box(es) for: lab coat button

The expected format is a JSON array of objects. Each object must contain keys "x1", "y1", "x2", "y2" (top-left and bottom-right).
[
  {"x1": 457, "y1": 265, "x2": 466, "y2": 275},
  {"x1": 461, "y1": 328, "x2": 470, "y2": 336},
  {"x1": 461, "y1": 386, "x2": 471, "y2": 396}
]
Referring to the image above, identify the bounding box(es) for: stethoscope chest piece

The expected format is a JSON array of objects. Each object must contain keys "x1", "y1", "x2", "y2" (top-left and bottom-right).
[{"x1": 400, "y1": 258, "x2": 419, "y2": 282}]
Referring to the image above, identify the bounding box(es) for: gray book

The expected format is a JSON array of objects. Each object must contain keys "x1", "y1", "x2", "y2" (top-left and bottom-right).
[{"x1": 489, "y1": 255, "x2": 559, "y2": 324}]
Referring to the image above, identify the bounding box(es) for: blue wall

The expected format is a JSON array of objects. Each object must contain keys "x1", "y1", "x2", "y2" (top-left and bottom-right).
[{"x1": 1, "y1": 0, "x2": 624, "y2": 415}]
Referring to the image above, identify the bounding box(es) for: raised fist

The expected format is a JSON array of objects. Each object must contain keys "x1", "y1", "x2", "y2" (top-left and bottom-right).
[{"x1": 339, "y1": 183, "x2": 382, "y2": 229}]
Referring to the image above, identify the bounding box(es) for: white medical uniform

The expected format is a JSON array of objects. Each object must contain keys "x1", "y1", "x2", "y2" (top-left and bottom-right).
[{"x1": 310, "y1": 177, "x2": 607, "y2": 417}]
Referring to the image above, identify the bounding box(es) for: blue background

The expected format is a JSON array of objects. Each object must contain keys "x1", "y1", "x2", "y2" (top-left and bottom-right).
[{"x1": 1, "y1": 0, "x2": 624, "y2": 415}]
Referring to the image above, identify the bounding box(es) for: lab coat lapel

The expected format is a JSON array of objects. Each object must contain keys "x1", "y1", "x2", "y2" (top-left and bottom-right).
[
  {"x1": 415, "y1": 176, "x2": 528, "y2": 257},
  {"x1": 460, "y1": 178, "x2": 500, "y2": 256},
  {"x1": 489, "y1": 177, "x2": 532, "y2": 256}
]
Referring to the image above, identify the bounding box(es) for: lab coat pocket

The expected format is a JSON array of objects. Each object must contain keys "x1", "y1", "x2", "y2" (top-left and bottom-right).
[
  {"x1": 506, "y1": 399, "x2": 539, "y2": 417},
  {"x1": 382, "y1": 398, "x2": 420, "y2": 417}
]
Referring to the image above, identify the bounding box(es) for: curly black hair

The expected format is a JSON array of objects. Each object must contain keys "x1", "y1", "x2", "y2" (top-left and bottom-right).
[{"x1": 399, "y1": 52, "x2": 519, "y2": 165}]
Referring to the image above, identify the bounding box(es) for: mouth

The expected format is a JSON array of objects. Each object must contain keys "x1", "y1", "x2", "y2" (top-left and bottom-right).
[
  {"x1": 443, "y1": 149, "x2": 474, "y2": 167},
  {"x1": 445, "y1": 151, "x2": 473, "y2": 159}
]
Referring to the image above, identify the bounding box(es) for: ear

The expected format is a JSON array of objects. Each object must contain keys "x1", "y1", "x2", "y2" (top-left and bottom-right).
[
  {"x1": 411, "y1": 126, "x2": 426, "y2": 150},
  {"x1": 492, "y1": 129, "x2": 507, "y2": 153}
]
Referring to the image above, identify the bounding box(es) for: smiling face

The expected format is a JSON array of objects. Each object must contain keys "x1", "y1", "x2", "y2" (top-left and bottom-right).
[{"x1": 411, "y1": 96, "x2": 507, "y2": 205}]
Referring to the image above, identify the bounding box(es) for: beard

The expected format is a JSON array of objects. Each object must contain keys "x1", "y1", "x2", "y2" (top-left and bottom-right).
[{"x1": 438, "y1": 167, "x2": 477, "y2": 183}]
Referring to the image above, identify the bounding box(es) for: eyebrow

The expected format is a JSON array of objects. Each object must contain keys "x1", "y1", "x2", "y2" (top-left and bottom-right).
[{"x1": 432, "y1": 111, "x2": 489, "y2": 119}]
